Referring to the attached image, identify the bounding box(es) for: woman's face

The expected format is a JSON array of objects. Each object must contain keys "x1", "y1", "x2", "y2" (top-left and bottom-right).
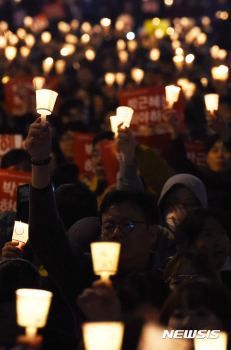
[
  {"x1": 195, "y1": 217, "x2": 229, "y2": 269},
  {"x1": 168, "y1": 300, "x2": 222, "y2": 330},
  {"x1": 207, "y1": 141, "x2": 231, "y2": 172}
]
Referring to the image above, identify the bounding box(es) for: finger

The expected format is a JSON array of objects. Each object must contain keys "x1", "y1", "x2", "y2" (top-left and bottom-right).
[
  {"x1": 118, "y1": 122, "x2": 123, "y2": 128},
  {"x1": 92, "y1": 279, "x2": 113, "y2": 288},
  {"x1": 2, "y1": 252, "x2": 22, "y2": 259},
  {"x1": 2, "y1": 247, "x2": 22, "y2": 254},
  {"x1": 4, "y1": 241, "x2": 20, "y2": 247}
]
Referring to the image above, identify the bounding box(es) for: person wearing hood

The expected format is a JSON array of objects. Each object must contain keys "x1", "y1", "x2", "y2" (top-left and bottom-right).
[{"x1": 154, "y1": 173, "x2": 208, "y2": 268}]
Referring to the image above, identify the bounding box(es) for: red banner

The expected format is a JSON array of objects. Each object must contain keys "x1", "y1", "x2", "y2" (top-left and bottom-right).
[
  {"x1": 185, "y1": 141, "x2": 207, "y2": 169},
  {"x1": 119, "y1": 85, "x2": 185, "y2": 133},
  {"x1": 0, "y1": 135, "x2": 23, "y2": 162},
  {"x1": 135, "y1": 133, "x2": 171, "y2": 160},
  {"x1": 73, "y1": 133, "x2": 95, "y2": 181},
  {"x1": 42, "y1": 2, "x2": 66, "y2": 20},
  {"x1": 4, "y1": 76, "x2": 58, "y2": 116},
  {"x1": 0, "y1": 169, "x2": 31, "y2": 212},
  {"x1": 100, "y1": 140, "x2": 121, "y2": 186}
]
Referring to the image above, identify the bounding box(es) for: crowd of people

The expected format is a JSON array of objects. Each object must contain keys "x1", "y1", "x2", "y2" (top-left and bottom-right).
[{"x1": 0, "y1": 0, "x2": 231, "y2": 350}]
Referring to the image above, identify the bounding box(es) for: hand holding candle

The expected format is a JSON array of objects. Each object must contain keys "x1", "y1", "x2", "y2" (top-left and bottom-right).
[
  {"x1": 36, "y1": 89, "x2": 58, "y2": 125},
  {"x1": 90, "y1": 242, "x2": 121, "y2": 281},
  {"x1": 204, "y1": 94, "x2": 219, "y2": 112}
]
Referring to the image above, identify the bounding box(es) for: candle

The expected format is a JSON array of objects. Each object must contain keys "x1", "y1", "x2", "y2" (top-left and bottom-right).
[
  {"x1": 194, "y1": 332, "x2": 227, "y2": 350},
  {"x1": 115, "y1": 72, "x2": 126, "y2": 87},
  {"x1": 165, "y1": 85, "x2": 181, "y2": 108},
  {"x1": 116, "y1": 106, "x2": 134, "y2": 128},
  {"x1": 36, "y1": 89, "x2": 58, "y2": 124},
  {"x1": 12, "y1": 221, "x2": 29, "y2": 244},
  {"x1": 33, "y1": 77, "x2": 45, "y2": 90},
  {"x1": 204, "y1": 94, "x2": 219, "y2": 112},
  {"x1": 105, "y1": 73, "x2": 115, "y2": 86},
  {"x1": 90, "y1": 242, "x2": 121, "y2": 281},
  {"x1": 82, "y1": 322, "x2": 124, "y2": 350},
  {"x1": 16, "y1": 289, "x2": 53, "y2": 338},
  {"x1": 110, "y1": 116, "x2": 118, "y2": 136},
  {"x1": 131, "y1": 68, "x2": 144, "y2": 85}
]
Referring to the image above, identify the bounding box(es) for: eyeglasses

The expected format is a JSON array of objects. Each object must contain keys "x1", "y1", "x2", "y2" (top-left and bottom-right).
[{"x1": 101, "y1": 219, "x2": 149, "y2": 236}]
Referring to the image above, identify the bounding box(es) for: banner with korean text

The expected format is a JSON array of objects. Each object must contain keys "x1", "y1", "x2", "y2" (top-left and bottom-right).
[
  {"x1": 73, "y1": 133, "x2": 95, "y2": 182},
  {"x1": 0, "y1": 169, "x2": 31, "y2": 212},
  {"x1": 0, "y1": 135, "x2": 23, "y2": 162},
  {"x1": 119, "y1": 85, "x2": 185, "y2": 133}
]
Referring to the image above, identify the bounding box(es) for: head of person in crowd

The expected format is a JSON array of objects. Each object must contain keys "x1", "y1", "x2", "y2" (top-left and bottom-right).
[
  {"x1": 49, "y1": 140, "x2": 67, "y2": 175},
  {"x1": 1, "y1": 149, "x2": 31, "y2": 172},
  {"x1": 0, "y1": 259, "x2": 41, "y2": 303},
  {"x1": 158, "y1": 174, "x2": 207, "y2": 233},
  {"x1": 205, "y1": 134, "x2": 231, "y2": 173},
  {"x1": 92, "y1": 131, "x2": 114, "y2": 183},
  {"x1": 58, "y1": 121, "x2": 89, "y2": 162},
  {"x1": 164, "y1": 250, "x2": 220, "y2": 290},
  {"x1": 99, "y1": 190, "x2": 159, "y2": 272},
  {"x1": 160, "y1": 280, "x2": 231, "y2": 332},
  {"x1": 55, "y1": 182, "x2": 98, "y2": 231},
  {"x1": 59, "y1": 97, "x2": 87, "y2": 125},
  {"x1": 51, "y1": 162, "x2": 79, "y2": 189},
  {"x1": 177, "y1": 208, "x2": 229, "y2": 270}
]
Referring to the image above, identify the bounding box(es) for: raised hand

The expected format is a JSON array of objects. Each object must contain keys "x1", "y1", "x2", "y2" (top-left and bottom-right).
[
  {"x1": 25, "y1": 118, "x2": 51, "y2": 161},
  {"x1": 162, "y1": 105, "x2": 180, "y2": 140},
  {"x1": 77, "y1": 279, "x2": 121, "y2": 321},
  {"x1": 206, "y1": 110, "x2": 230, "y2": 142},
  {"x1": 2, "y1": 241, "x2": 25, "y2": 260},
  {"x1": 116, "y1": 123, "x2": 136, "y2": 163}
]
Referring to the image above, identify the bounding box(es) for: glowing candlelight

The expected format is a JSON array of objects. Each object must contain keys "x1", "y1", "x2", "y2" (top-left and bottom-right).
[
  {"x1": 42, "y1": 57, "x2": 54, "y2": 74},
  {"x1": 33, "y1": 77, "x2": 45, "y2": 90},
  {"x1": 173, "y1": 55, "x2": 184, "y2": 70},
  {"x1": 115, "y1": 72, "x2": 126, "y2": 87},
  {"x1": 41, "y1": 32, "x2": 52, "y2": 44},
  {"x1": 36, "y1": 89, "x2": 58, "y2": 125},
  {"x1": 116, "y1": 106, "x2": 134, "y2": 127},
  {"x1": 12, "y1": 221, "x2": 29, "y2": 244},
  {"x1": 204, "y1": 94, "x2": 219, "y2": 112},
  {"x1": 5, "y1": 46, "x2": 17, "y2": 60},
  {"x1": 194, "y1": 332, "x2": 227, "y2": 350},
  {"x1": 90, "y1": 242, "x2": 121, "y2": 281},
  {"x1": 110, "y1": 116, "x2": 118, "y2": 136},
  {"x1": 20, "y1": 46, "x2": 30, "y2": 58},
  {"x1": 127, "y1": 40, "x2": 138, "y2": 52},
  {"x1": 150, "y1": 48, "x2": 160, "y2": 61},
  {"x1": 105, "y1": 73, "x2": 115, "y2": 86},
  {"x1": 16, "y1": 289, "x2": 53, "y2": 338},
  {"x1": 165, "y1": 85, "x2": 181, "y2": 108},
  {"x1": 55, "y1": 60, "x2": 66, "y2": 75},
  {"x1": 82, "y1": 322, "x2": 124, "y2": 350},
  {"x1": 131, "y1": 68, "x2": 144, "y2": 85}
]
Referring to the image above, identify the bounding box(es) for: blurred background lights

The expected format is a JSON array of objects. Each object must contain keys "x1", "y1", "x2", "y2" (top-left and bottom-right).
[
  {"x1": 41, "y1": 32, "x2": 52, "y2": 44},
  {"x1": 165, "y1": 0, "x2": 174, "y2": 6},
  {"x1": 126, "y1": 32, "x2": 135, "y2": 40},
  {"x1": 81, "y1": 34, "x2": 90, "y2": 44},
  {"x1": 60, "y1": 47, "x2": 69, "y2": 56},
  {"x1": 24, "y1": 16, "x2": 33, "y2": 28},
  {"x1": 150, "y1": 48, "x2": 160, "y2": 61},
  {"x1": 175, "y1": 47, "x2": 183, "y2": 55},
  {"x1": 85, "y1": 49, "x2": 96, "y2": 61},
  {"x1": 2, "y1": 76, "x2": 9, "y2": 84},
  {"x1": 166, "y1": 27, "x2": 174, "y2": 35},
  {"x1": 100, "y1": 18, "x2": 111, "y2": 27},
  {"x1": 81, "y1": 22, "x2": 92, "y2": 33},
  {"x1": 152, "y1": 17, "x2": 160, "y2": 25},
  {"x1": 185, "y1": 54, "x2": 195, "y2": 64},
  {"x1": 155, "y1": 28, "x2": 164, "y2": 39}
]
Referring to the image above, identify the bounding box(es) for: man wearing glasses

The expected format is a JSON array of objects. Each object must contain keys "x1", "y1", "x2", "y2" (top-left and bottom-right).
[{"x1": 25, "y1": 118, "x2": 160, "y2": 308}]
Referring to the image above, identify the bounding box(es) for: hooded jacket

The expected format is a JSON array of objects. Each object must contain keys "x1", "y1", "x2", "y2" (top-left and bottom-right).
[{"x1": 154, "y1": 174, "x2": 208, "y2": 269}]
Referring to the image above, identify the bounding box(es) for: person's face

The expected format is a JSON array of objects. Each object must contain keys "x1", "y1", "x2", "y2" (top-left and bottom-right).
[
  {"x1": 168, "y1": 300, "x2": 222, "y2": 330},
  {"x1": 101, "y1": 202, "x2": 157, "y2": 270},
  {"x1": 207, "y1": 141, "x2": 231, "y2": 172},
  {"x1": 164, "y1": 186, "x2": 201, "y2": 214},
  {"x1": 59, "y1": 130, "x2": 74, "y2": 161},
  {"x1": 92, "y1": 142, "x2": 107, "y2": 182},
  {"x1": 195, "y1": 217, "x2": 229, "y2": 269}
]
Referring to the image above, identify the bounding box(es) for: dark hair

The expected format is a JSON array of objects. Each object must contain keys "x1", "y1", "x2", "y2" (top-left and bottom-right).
[
  {"x1": 177, "y1": 208, "x2": 228, "y2": 248},
  {"x1": 59, "y1": 97, "x2": 85, "y2": 117},
  {"x1": 99, "y1": 190, "x2": 159, "y2": 225},
  {"x1": 160, "y1": 280, "x2": 231, "y2": 331},
  {"x1": 204, "y1": 134, "x2": 223, "y2": 154},
  {"x1": 163, "y1": 250, "x2": 220, "y2": 282},
  {"x1": 0, "y1": 259, "x2": 41, "y2": 303},
  {"x1": 55, "y1": 182, "x2": 98, "y2": 230},
  {"x1": 51, "y1": 162, "x2": 79, "y2": 189},
  {"x1": 1, "y1": 149, "x2": 31, "y2": 172},
  {"x1": 92, "y1": 131, "x2": 114, "y2": 147}
]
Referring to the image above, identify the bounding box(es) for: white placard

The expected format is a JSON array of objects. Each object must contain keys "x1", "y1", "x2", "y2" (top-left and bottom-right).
[{"x1": 12, "y1": 221, "x2": 29, "y2": 243}]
